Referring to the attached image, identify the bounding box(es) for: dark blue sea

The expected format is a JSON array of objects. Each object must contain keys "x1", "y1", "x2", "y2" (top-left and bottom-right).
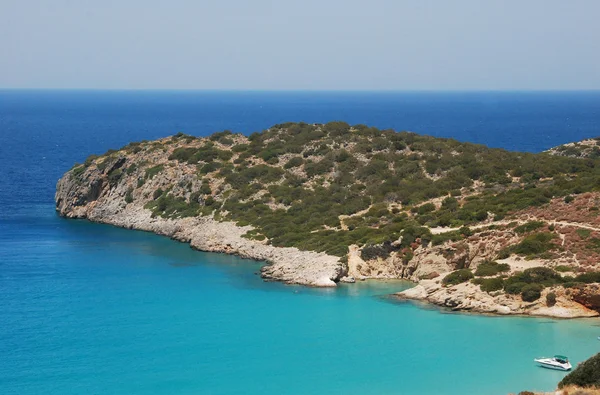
[{"x1": 1, "y1": 90, "x2": 599, "y2": 395}]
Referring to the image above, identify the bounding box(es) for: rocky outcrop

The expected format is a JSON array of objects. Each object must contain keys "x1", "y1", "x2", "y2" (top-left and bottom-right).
[
  {"x1": 396, "y1": 280, "x2": 599, "y2": 318},
  {"x1": 55, "y1": 168, "x2": 345, "y2": 287},
  {"x1": 570, "y1": 284, "x2": 600, "y2": 313},
  {"x1": 546, "y1": 138, "x2": 600, "y2": 158}
]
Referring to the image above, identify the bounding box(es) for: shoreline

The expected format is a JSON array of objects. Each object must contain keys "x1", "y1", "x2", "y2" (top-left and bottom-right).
[
  {"x1": 392, "y1": 294, "x2": 600, "y2": 320},
  {"x1": 53, "y1": 127, "x2": 600, "y2": 320},
  {"x1": 55, "y1": 198, "x2": 599, "y2": 319},
  {"x1": 55, "y1": 192, "x2": 347, "y2": 288},
  {"x1": 393, "y1": 278, "x2": 599, "y2": 319}
]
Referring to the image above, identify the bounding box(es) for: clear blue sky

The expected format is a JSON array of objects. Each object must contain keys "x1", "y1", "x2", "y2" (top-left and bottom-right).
[{"x1": 1, "y1": 0, "x2": 599, "y2": 90}]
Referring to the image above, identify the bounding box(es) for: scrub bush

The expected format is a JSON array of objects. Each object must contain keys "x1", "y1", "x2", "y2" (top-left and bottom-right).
[
  {"x1": 442, "y1": 269, "x2": 474, "y2": 286},
  {"x1": 559, "y1": 352, "x2": 600, "y2": 389},
  {"x1": 474, "y1": 261, "x2": 510, "y2": 277},
  {"x1": 521, "y1": 284, "x2": 543, "y2": 302}
]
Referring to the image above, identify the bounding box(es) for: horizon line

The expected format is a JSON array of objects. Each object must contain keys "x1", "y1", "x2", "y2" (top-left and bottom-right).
[{"x1": 2, "y1": 88, "x2": 600, "y2": 93}]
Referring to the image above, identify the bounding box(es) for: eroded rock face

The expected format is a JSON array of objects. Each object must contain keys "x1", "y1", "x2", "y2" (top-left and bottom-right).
[
  {"x1": 55, "y1": 167, "x2": 345, "y2": 288},
  {"x1": 351, "y1": 230, "x2": 518, "y2": 284},
  {"x1": 570, "y1": 284, "x2": 600, "y2": 313}
]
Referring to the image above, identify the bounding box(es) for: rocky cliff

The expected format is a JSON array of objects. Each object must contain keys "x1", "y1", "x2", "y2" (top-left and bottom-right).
[{"x1": 55, "y1": 149, "x2": 345, "y2": 287}]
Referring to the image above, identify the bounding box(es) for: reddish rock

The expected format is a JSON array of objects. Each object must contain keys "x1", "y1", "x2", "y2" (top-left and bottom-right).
[{"x1": 570, "y1": 284, "x2": 600, "y2": 313}]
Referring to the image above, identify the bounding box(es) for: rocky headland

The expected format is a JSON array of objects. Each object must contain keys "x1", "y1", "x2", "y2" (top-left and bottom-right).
[
  {"x1": 56, "y1": 174, "x2": 344, "y2": 287},
  {"x1": 56, "y1": 122, "x2": 600, "y2": 318}
]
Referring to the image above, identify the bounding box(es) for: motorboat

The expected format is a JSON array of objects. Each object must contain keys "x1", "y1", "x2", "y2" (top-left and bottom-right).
[{"x1": 534, "y1": 355, "x2": 572, "y2": 371}]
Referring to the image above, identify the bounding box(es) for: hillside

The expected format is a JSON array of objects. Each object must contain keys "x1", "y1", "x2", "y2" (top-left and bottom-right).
[
  {"x1": 546, "y1": 138, "x2": 600, "y2": 159},
  {"x1": 56, "y1": 122, "x2": 600, "y2": 316}
]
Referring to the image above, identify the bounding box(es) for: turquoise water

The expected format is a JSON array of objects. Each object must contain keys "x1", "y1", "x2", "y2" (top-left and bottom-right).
[
  {"x1": 2, "y1": 91, "x2": 600, "y2": 394},
  {"x1": 2, "y1": 205, "x2": 599, "y2": 395}
]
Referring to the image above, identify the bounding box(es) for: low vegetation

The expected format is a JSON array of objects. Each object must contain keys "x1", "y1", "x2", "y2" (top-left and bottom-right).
[
  {"x1": 442, "y1": 269, "x2": 474, "y2": 286},
  {"x1": 441, "y1": 264, "x2": 600, "y2": 301},
  {"x1": 498, "y1": 232, "x2": 559, "y2": 260},
  {"x1": 559, "y1": 352, "x2": 600, "y2": 389},
  {"x1": 69, "y1": 122, "x2": 600, "y2": 260},
  {"x1": 474, "y1": 261, "x2": 510, "y2": 276}
]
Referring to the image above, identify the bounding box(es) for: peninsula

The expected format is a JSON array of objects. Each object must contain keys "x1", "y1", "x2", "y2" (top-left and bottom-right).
[{"x1": 55, "y1": 122, "x2": 600, "y2": 318}]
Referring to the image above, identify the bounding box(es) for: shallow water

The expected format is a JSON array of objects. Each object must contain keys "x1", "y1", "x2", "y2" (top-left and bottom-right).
[
  {"x1": 2, "y1": 210, "x2": 600, "y2": 395},
  {"x1": 1, "y1": 91, "x2": 600, "y2": 394}
]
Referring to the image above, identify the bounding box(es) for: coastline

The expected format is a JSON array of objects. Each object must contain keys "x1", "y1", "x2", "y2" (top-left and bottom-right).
[
  {"x1": 55, "y1": 174, "x2": 599, "y2": 319},
  {"x1": 53, "y1": 127, "x2": 600, "y2": 320},
  {"x1": 393, "y1": 280, "x2": 599, "y2": 319},
  {"x1": 55, "y1": 180, "x2": 345, "y2": 287}
]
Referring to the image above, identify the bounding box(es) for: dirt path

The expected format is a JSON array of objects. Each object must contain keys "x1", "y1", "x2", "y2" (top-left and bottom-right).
[{"x1": 429, "y1": 218, "x2": 600, "y2": 235}]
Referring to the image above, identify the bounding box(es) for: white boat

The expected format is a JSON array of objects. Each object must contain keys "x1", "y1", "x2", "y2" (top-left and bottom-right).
[{"x1": 534, "y1": 355, "x2": 572, "y2": 371}]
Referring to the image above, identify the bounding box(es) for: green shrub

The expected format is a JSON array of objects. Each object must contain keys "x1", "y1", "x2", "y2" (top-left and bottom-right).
[
  {"x1": 589, "y1": 238, "x2": 600, "y2": 252},
  {"x1": 200, "y1": 183, "x2": 211, "y2": 195},
  {"x1": 145, "y1": 194, "x2": 200, "y2": 219},
  {"x1": 324, "y1": 121, "x2": 350, "y2": 137},
  {"x1": 125, "y1": 188, "x2": 134, "y2": 203},
  {"x1": 576, "y1": 228, "x2": 592, "y2": 239},
  {"x1": 564, "y1": 195, "x2": 574, "y2": 204},
  {"x1": 232, "y1": 144, "x2": 248, "y2": 153},
  {"x1": 474, "y1": 261, "x2": 511, "y2": 277},
  {"x1": 430, "y1": 226, "x2": 471, "y2": 246},
  {"x1": 512, "y1": 232, "x2": 557, "y2": 257},
  {"x1": 546, "y1": 292, "x2": 556, "y2": 307},
  {"x1": 554, "y1": 265, "x2": 574, "y2": 272},
  {"x1": 304, "y1": 159, "x2": 334, "y2": 177},
  {"x1": 284, "y1": 157, "x2": 304, "y2": 169},
  {"x1": 107, "y1": 168, "x2": 122, "y2": 185},
  {"x1": 145, "y1": 165, "x2": 164, "y2": 180},
  {"x1": 514, "y1": 221, "x2": 545, "y2": 234},
  {"x1": 360, "y1": 243, "x2": 395, "y2": 260},
  {"x1": 575, "y1": 272, "x2": 600, "y2": 284},
  {"x1": 504, "y1": 267, "x2": 562, "y2": 294},
  {"x1": 411, "y1": 203, "x2": 436, "y2": 215},
  {"x1": 442, "y1": 269, "x2": 474, "y2": 286},
  {"x1": 169, "y1": 147, "x2": 197, "y2": 162},
  {"x1": 72, "y1": 165, "x2": 85, "y2": 177},
  {"x1": 153, "y1": 188, "x2": 164, "y2": 200},
  {"x1": 84, "y1": 154, "x2": 99, "y2": 166},
  {"x1": 126, "y1": 164, "x2": 137, "y2": 175},
  {"x1": 199, "y1": 162, "x2": 221, "y2": 174},
  {"x1": 476, "y1": 277, "x2": 504, "y2": 292},
  {"x1": 205, "y1": 196, "x2": 215, "y2": 206},
  {"x1": 505, "y1": 281, "x2": 527, "y2": 295},
  {"x1": 496, "y1": 248, "x2": 511, "y2": 260},
  {"x1": 559, "y1": 352, "x2": 600, "y2": 389},
  {"x1": 521, "y1": 284, "x2": 543, "y2": 302}
]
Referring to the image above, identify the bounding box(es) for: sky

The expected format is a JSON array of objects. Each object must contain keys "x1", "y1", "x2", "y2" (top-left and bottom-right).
[{"x1": 1, "y1": 0, "x2": 599, "y2": 90}]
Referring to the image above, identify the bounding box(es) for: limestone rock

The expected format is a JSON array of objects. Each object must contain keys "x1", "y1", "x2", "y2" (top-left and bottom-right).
[{"x1": 55, "y1": 170, "x2": 344, "y2": 287}]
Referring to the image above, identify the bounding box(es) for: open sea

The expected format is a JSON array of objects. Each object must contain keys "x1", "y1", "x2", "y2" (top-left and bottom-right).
[{"x1": 1, "y1": 90, "x2": 600, "y2": 395}]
